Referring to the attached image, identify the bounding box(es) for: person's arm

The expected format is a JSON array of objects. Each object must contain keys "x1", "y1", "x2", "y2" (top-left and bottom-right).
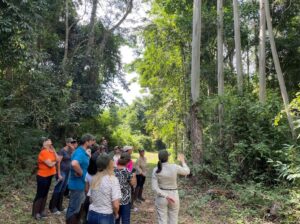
[
  {"x1": 50, "y1": 146, "x2": 61, "y2": 162},
  {"x1": 142, "y1": 158, "x2": 147, "y2": 176},
  {"x1": 176, "y1": 153, "x2": 190, "y2": 176},
  {"x1": 43, "y1": 159, "x2": 56, "y2": 167},
  {"x1": 40, "y1": 150, "x2": 56, "y2": 167},
  {"x1": 71, "y1": 160, "x2": 83, "y2": 177},
  {"x1": 84, "y1": 174, "x2": 90, "y2": 194},
  {"x1": 56, "y1": 155, "x2": 63, "y2": 180},
  {"x1": 112, "y1": 177, "x2": 122, "y2": 219},
  {"x1": 112, "y1": 199, "x2": 120, "y2": 219}
]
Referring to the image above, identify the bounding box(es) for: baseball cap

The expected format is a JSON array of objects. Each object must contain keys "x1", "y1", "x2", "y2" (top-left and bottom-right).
[{"x1": 66, "y1": 137, "x2": 76, "y2": 143}]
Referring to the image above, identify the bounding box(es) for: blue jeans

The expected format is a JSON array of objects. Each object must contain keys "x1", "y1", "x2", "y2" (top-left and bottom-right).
[
  {"x1": 66, "y1": 190, "x2": 86, "y2": 220},
  {"x1": 115, "y1": 203, "x2": 131, "y2": 224},
  {"x1": 87, "y1": 210, "x2": 114, "y2": 224},
  {"x1": 53, "y1": 171, "x2": 69, "y2": 194}
]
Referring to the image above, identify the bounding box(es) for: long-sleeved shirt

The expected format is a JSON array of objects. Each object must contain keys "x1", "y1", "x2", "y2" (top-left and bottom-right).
[
  {"x1": 135, "y1": 156, "x2": 147, "y2": 176},
  {"x1": 152, "y1": 162, "x2": 190, "y2": 198}
]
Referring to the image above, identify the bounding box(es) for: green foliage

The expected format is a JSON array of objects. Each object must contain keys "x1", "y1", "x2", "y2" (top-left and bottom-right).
[
  {"x1": 268, "y1": 144, "x2": 300, "y2": 183},
  {"x1": 0, "y1": 0, "x2": 128, "y2": 178},
  {"x1": 193, "y1": 90, "x2": 293, "y2": 184}
]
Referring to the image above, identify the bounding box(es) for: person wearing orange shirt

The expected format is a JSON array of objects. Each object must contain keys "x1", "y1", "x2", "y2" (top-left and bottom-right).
[{"x1": 32, "y1": 137, "x2": 60, "y2": 220}]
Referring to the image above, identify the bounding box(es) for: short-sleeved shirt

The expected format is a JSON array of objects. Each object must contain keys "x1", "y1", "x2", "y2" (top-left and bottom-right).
[
  {"x1": 89, "y1": 175, "x2": 121, "y2": 214},
  {"x1": 85, "y1": 173, "x2": 93, "y2": 186},
  {"x1": 37, "y1": 148, "x2": 57, "y2": 177},
  {"x1": 68, "y1": 146, "x2": 90, "y2": 191},
  {"x1": 114, "y1": 168, "x2": 132, "y2": 205},
  {"x1": 58, "y1": 147, "x2": 72, "y2": 173}
]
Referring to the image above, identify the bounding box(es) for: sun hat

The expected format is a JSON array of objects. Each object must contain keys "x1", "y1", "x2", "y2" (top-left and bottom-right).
[{"x1": 122, "y1": 145, "x2": 133, "y2": 152}]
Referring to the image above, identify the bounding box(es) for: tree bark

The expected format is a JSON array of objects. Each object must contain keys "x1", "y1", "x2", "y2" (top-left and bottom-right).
[
  {"x1": 264, "y1": 0, "x2": 296, "y2": 138},
  {"x1": 62, "y1": 0, "x2": 69, "y2": 74},
  {"x1": 191, "y1": 0, "x2": 202, "y2": 104},
  {"x1": 217, "y1": 0, "x2": 224, "y2": 146},
  {"x1": 233, "y1": 0, "x2": 243, "y2": 95},
  {"x1": 190, "y1": 104, "x2": 203, "y2": 164},
  {"x1": 259, "y1": 0, "x2": 266, "y2": 103},
  {"x1": 86, "y1": 0, "x2": 98, "y2": 57},
  {"x1": 190, "y1": 0, "x2": 203, "y2": 164}
]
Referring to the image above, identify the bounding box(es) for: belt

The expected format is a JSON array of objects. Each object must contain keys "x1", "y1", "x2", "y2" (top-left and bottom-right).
[{"x1": 160, "y1": 188, "x2": 177, "y2": 191}]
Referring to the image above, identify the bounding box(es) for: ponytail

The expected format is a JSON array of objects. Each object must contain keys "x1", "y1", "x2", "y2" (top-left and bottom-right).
[
  {"x1": 156, "y1": 160, "x2": 162, "y2": 173},
  {"x1": 156, "y1": 157, "x2": 168, "y2": 173}
]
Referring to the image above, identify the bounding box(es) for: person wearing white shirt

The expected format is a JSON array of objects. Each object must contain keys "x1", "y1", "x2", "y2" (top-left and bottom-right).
[
  {"x1": 152, "y1": 150, "x2": 190, "y2": 224},
  {"x1": 88, "y1": 154, "x2": 122, "y2": 224}
]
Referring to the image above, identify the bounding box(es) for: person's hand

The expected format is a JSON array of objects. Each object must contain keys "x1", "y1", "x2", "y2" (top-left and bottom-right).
[
  {"x1": 74, "y1": 172, "x2": 82, "y2": 177},
  {"x1": 58, "y1": 174, "x2": 63, "y2": 181},
  {"x1": 166, "y1": 196, "x2": 175, "y2": 204},
  {"x1": 86, "y1": 149, "x2": 92, "y2": 158},
  {"x1": 114, "y1": 213, "x2": 119, "y2": 220},
  {"x1": 177, "y1": 153, "x2": 185, "y2": 163}
]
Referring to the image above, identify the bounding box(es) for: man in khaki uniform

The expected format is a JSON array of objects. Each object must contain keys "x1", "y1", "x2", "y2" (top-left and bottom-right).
[{"x1": 152, "y1": 150, "x2": 190, "y2": 224}]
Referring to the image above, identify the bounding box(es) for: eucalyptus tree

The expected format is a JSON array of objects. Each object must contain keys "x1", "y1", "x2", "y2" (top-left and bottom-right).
[
  {"x1": 191, "y1": 0, "x2": 203, "y2": 164},
  {"x1": 264, "y1": 0, "x2": 295, "y2": 138},
  {"x1": 217, "y1": 0, "x2": 224, "y2": 144},
  {"x1": 259, "y1": 0, "x2": 266, "y2": 103},
  {"x1": 233, "y1": 0, "x2": 243, "y2": 94}
]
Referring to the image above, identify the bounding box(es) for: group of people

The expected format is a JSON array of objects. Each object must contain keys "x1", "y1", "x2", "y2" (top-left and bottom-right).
[{"x1": 32, "y1": 133, "x2": 190, "y2": 224}]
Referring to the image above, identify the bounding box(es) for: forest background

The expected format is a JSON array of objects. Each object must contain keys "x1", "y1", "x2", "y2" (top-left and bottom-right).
[{"x1": 0, "y1": 0, "x2": 300, "y2": 223}]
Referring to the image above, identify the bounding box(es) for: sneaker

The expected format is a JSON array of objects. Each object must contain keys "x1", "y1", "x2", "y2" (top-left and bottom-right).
[
  {"x1": 40, "y1": 212, "x2": 48, "y2": 218},
  {"x1": 34, "y1": 213, "x2": 42, "y2": 220},
  {"x1": 52, "y1": 210, "x2": 61, "y2": 215}
]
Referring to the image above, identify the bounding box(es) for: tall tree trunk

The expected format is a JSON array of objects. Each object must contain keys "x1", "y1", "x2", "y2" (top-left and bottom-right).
[
  {"x1": 233, "y1": 0, "x2": 243, "y2": 94},
  {"x1": 86, "y1": 0, "x2": 98, "y2": 57},
  {"x1": 217, "y1": 0, "x2": 224, "y2": 146},
  {"x1": 259, "y1": 0, "x2": 266, "y2": 103},
  {"x1": 264, "y1": 0, "x2": 296, "y2": 138},
  {"x1": 190, "y1": 0, "x2": 203, "y2": 164},
  {"x1": 62, "y1": 0, "x2": 69, "y2": 74}
]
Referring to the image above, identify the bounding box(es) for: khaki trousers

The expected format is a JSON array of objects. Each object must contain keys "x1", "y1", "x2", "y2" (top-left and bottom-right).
[{"x1": 155, "y1": 190, "x2": 180, "y2": 224}]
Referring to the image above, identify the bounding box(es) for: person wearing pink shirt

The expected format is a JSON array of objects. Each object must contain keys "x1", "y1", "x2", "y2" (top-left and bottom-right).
[{"x1": 122, "y1": 146, "x2": 134, "y2": 171}]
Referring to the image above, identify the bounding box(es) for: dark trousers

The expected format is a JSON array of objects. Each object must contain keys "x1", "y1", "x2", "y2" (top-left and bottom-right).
[
  {"x1": 32, "y1": 175, "x2": 53, "y2": 216},
  {"x1": 115, "y1": 203, "x2": 131, "y2": 224},
  {"x1": 49, "y1": 171, "x2": 69, "y2": 212},
  {"x1": 136, "y1": 175, "x2": 146, "y2": 187}
]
